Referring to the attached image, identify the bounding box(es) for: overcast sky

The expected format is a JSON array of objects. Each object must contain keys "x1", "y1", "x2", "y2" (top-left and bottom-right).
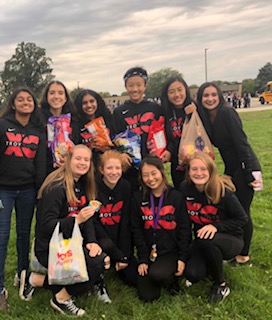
[{"x1": 0, "y1": 0, "x2": 271, "y2": 94}]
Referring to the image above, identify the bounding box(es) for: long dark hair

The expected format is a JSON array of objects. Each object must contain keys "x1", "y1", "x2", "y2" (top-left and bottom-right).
[
  {"x1": 1, "y1": 87, "x2": 44, "y2": 129},
  {"x1": 74, "y1": 89, "x2": 112, "y2": 125},
  {"x1": 40, "y1": 80, "x2": 76, "y2": 116},
  {"x1": 197, "y1": 82, "x2": 227, "y2": 110},
  {"x1": 161, "y1": 76, "x2": 192, "y2": 118},
  {"x1": 139, "y1": 154, "x2": 170, "y2": 198}
]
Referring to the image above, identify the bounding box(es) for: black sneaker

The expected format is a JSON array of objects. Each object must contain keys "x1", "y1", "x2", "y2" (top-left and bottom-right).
[
  {"x1": 19, "y1": 270, "x2": 35, "y2": 301},
  {"x1": 0, "y1": 289, "x2": 8, "y2": 311},
  {"x1": 208, "y1": 283, "x2": 230, "y2": 303},
  {"x1": 50, "y1": 297, "x2": 85, "y2": 317},
  {"x1": 165, "y1": 281, "x2": 180, "y2": 296}
]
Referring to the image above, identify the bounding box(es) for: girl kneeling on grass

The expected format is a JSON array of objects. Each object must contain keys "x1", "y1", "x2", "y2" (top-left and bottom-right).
[
  {"x1": 94, "y1": 150, "x2": 138, "y2": 287},
  {"x1": 22, "y1": 145, "x2": 111, "y2": 317},
  {"x1": 179, "y1": 152, "x2": 248, "y2": 303},
  {"x1": 131, "y1": 155, "x2": 191, "y2": 301}
]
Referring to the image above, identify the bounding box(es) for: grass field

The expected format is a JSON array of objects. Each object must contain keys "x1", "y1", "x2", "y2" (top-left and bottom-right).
[{"x1": 3, "y1": 110, "x2": 272, "y2": 320}]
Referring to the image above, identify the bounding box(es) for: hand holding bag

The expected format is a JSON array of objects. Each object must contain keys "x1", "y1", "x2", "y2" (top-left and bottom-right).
[
  {"x1": 178, "y1": 110, "x2": 214, "y2": 165},
  {"x1": 48, "y1": 221, "x2": 89, "y2": 285}
]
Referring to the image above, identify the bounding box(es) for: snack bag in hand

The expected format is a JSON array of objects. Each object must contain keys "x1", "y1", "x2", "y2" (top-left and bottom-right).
[
  {"x1": 147, "y1": 116, "x2": 167, "y2": 158},
  {"x1": 113, "y1": 129, "x2": 141, "y2": 169},
  {"x1": 47, "y1": 114, "x2": 74, "y2": 166},
  {"x1": 84, "y1": 116, "x2": 113, "y2": 149}
]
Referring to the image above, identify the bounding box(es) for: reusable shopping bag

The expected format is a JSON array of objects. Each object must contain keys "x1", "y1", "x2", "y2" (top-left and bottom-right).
[
  {"x1": 48, "y1": 221, "x2": 89, "y2": 285},
  {"x1": 178, "y1": 110, "x2": 214, "y2": 165}
]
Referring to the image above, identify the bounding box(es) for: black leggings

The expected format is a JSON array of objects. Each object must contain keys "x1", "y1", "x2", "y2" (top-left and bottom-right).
[
  {"x1": 232, "y1": 168, "x2": 255, "y2": 256},
  {"x1": 43, "y1": 247, "x2": 106, "y2": 297},
  {"x1": 184, "y1": 233, "x2": 244, "y2": 285},
  {"x1": 137, "y1": 253, "x2": 178, "y2": 301}
]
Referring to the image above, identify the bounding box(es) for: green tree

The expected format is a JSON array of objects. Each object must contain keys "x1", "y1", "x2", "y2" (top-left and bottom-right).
[
  {"x1": 0, "y1": 42, "x2": 54, "y2": 102},
  {"x1": 121, "y1": 91, "x2": 128, "y2": 96},
  {"x1": 255, "y1": 62, "x2": 272, "y2": 91},
  {"x1": 242, "y1": 79, "x2": 256, "y2": 96},
  {"x1": 99, "y1": 92, "x2": 111, "y2": 98},
  {"x1": 69, "y1": 87, "x2": 85, "y2": 101},
  {"x1": 145, "y1": 68, "x2": 183, "y2": 98}
]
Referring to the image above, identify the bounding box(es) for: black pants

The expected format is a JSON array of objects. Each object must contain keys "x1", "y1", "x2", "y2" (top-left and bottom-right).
[
  {"x1": 184, "y1": 233, "x2": 243, "y2": 285},
  {"x1": 232, "y1": 168, "x2": 255, "y2": 256},
  {"x1": 97, "y1": 236, "x2": 138, "y2": 287},
  {"x1": 137, "y1": 253, "x2": 178, "y2": 301},
  {"x1": 42, "y1": 247, "x2": 106, "y2": 296}
]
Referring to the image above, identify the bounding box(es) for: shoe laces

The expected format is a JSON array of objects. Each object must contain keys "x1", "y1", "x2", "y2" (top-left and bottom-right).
[
  {"x1": 24, "y1": 283, "x2": 34, "y2": 297},
  {"x1": 64, "y1": 299, "x2": 81, "y2": 314}
]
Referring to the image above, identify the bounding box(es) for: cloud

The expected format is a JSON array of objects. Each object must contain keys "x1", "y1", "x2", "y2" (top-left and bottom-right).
[{"x1": 0, "y1": 0, "x2": 271, "y2": 94}]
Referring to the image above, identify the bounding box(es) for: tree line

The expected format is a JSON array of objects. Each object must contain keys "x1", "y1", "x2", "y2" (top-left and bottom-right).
[{"x1": 1, "y1": 42, "x2": 272, "y2": 107}]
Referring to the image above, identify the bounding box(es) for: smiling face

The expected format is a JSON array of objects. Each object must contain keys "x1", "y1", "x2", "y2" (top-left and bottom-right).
[
  {"x1": 47, "y1": 83, "x2": 67, "y2": 115},
  {"x1": 141, "y1": 163, "x2": 165, "y2": 195},
  {"x1": 167, "y1": 81, "x2": 187, "y2": 108},
  {"x1": 81, "y1": 94, "x2": 98, "y2": 119},
  {"x1": 13, "y1": 91, "x2": 35, "y2": 116},
  {"x1": 101, "y1": 158, "x2": 122, "y2": 189},
  {"x1": 70, "y1": 147, "x2": 91, "y2": 180},
  {"x1": 189, "y1": 158, "x2": 210, "y2": 191},
  {"x1": 125, "y1": 76, "x2": 146, "y2": 104},
  {"x1": 201, "y1": 85, "x2": 220, "y2": 111}
]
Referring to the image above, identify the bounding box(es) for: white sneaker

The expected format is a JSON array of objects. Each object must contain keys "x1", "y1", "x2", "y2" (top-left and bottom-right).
[{"x1": 94, "y1": 283, "x2": 112, "y2": 304}]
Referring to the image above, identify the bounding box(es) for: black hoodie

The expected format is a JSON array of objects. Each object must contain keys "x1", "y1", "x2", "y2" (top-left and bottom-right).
[
  {"x1": 113, "y1": 99, "x2": 162, "y2": 158},
  {"x1": 131, "y1": 187, "x2": 191, "y2": 264},
  {"x1": 94, "y1": 175, "x2": 133, "y2": 261},
  {"x1": 0, "y1": 113, "x2": 46, "y2": 190}
]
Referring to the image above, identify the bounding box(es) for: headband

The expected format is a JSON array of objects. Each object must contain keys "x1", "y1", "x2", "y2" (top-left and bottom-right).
[{"x1": 123, "y1": 70, "x2": 148, "y2": 83}]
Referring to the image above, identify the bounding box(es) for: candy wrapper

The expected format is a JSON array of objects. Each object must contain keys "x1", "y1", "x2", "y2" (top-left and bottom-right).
[
  {"x1": 178, "y1": 111, "x2": 214, "y2": 164},
  {"x1": 88, "y1": 200, "x2": 102, "y2": 211},
  {"x1": 146, "y1": 116, "x2": 167, "y2": 158},
  {"x1": 113, "y1": 129, "x2": 141, "y2": 169},
  {"x1": 84, "y1": 116, "x2": 113, "y2": 149},
  {"x1": 47, "y1": 114, "x2": 74, "y2": 166}
]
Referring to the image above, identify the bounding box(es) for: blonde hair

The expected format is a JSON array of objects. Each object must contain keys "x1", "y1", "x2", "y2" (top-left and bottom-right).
[
  {"x1": 38, "y1": 144, "x2": 96, "y2": 203},
  {"x1": 186, "y1": 152, "x2": 235, "y2": 204},
  {"x1": 99, "y1": 150, "x2": 126, "y2": 172}
]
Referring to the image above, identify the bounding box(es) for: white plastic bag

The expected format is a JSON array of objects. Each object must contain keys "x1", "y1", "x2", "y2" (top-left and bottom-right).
[
  {"x1": 29, "y1": 238, "x2": 47, "y2": 274},
  {"x1": 48, "y1": 221, "x2": 89, "y2": 285}
]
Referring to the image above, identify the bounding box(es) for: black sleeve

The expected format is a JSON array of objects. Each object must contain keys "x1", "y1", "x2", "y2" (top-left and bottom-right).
[
  {"x1": 224, "y1": 109, "x2": 255, "y2": 184},
  {"x1": 176, "y1": 194, "x2": 192, "y2": 262},
  {"x1": 36, "y1": 186, "x2": 75, "y2": 239},
  {"x1": 117, "y1": 183, "x2": 133, "y2": 258},
  {"x1": 131, "y1": 194, "x2": 149, "y2": 264},
  {"x1": 34, "y1": 131, "x2": 47, "y2": 190},
  {"x1": 212, "y1": 190, "x2": 248, "y2": 233}
]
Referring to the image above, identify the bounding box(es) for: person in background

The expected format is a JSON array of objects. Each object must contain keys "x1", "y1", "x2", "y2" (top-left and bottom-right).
[
  {"x1": 161, "y1": 76, "x2": 196, "y2": 189},
  {"x1": 40, "y1": 80, "x2": 79, "y2": 174},
  {"x1": 95, "y1": 150, "x2": 138, "y2": 287},
  {"x1": 131, "y1": 155, "x2": 191, "y2": 301},
  {"x1": 0, "y1": 88, "x2": 46, "y2": 311},
  {"x1": 21, "y1": 145, "x2": 111, "y2": 317},
  {"x1": 180, "y1": 152, "x2": 248, "y2": 302},
  {"x1": 74, "y1": 89, "x2": 114, "y2": 169},
  {"x1": 113, "y1": 66, "x2": 171, "y2": 191},
  {"x1": 197, "y1": 82, "x2": 262, "y2": 265}
]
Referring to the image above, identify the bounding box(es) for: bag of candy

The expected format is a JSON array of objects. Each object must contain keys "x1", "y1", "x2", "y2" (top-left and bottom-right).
[
  {"x1": 146, "y1": 116, "x2": 167, "y2": 158},
  {"x1": 113, "y1": 129, "x2": 141, "y2": 169},
  {"x1": 178, "y1": 110, "x2": 214, "y2": 164},
  {"x1": 47, "y1": 114, "x2": 74, "y2": 166},
  {"x1": 84, "y1": 116, "x2": 113, "y2": 150}
]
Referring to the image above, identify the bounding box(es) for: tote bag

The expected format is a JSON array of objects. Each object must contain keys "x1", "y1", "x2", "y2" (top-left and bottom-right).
[
  {"x1": 48, "y1": 221, "x2": 89, "y2": 285},
  {"x1": 178, "y1": 110, "x2": 214, "y2": 165}
]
